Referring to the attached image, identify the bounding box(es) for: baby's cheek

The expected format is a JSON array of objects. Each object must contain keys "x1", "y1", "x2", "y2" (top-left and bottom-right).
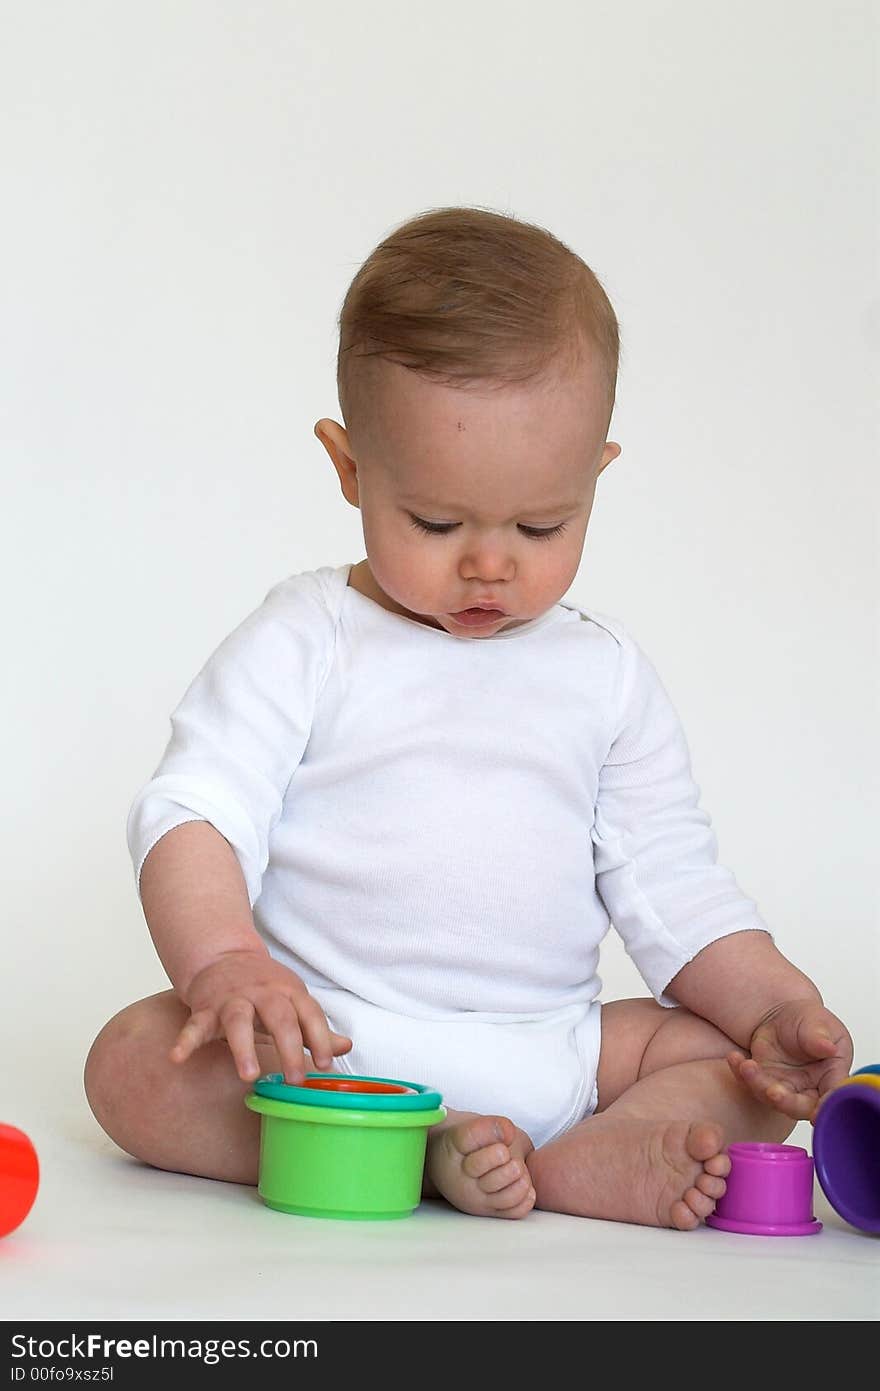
[{"x1": 391, "y1": 547, "x2": 446, "y2": 603}]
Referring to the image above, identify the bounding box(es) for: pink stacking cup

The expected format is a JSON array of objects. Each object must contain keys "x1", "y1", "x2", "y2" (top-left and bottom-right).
[{"x1": 706, "y1": 1143, "x2": 822, "y2": 1236}]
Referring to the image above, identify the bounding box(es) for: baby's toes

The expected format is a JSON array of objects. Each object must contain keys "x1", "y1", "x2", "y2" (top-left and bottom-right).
[
  {"x1": 695, "y1": 1171, "x2": 727, "y2": 1201},
  {"x1": 462, "y1": 1141, "x2": 511, "y2": 1180},
  {"x1": 683, "y1": 1185, "x2": 717, "y2": 1221},
  {"x1": 489, "y1": 1174, "x2": 536, "y2": 1213},
  {"x1": 669, "y1": 1198, "x2": 700, "y2": 1231},
  {"x1": 454, "y1": 1115, "x2": 515, "y2": 1162},
  {"x1": 685, "y1": 1120, "x2": 725, "y2": 1163},
  {"x1": 478, "y1": 1157, "x2": 524, "y2": 1195},
  {"x1": 703, "y1": 1151, "x2": 731, "y2": 1179},
  {"x1": 503, "y1": 1189, "x2": 537, "y2": 1219}
]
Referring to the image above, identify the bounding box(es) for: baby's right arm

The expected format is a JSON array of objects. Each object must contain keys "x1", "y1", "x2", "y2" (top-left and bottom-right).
[{"x1": 139, "y1": 821, "x2": 352, "y2": 1084}]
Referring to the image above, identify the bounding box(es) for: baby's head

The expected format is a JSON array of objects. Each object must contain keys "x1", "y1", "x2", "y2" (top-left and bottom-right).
[{"x1": 315, "y1": 206, "x2": 621, "y2": 637}]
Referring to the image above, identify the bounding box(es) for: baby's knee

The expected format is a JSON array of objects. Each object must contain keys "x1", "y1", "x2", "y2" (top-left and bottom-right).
[
  {"x1": 84, "y1": 1003, "x2": 137, "y2": 1129},
  {"x1": 83, "y1": 992, "x2": 182, "y2": 1149},
  {"x1": 639, "y1": 1006, "x2": 737, "y2": 1079}
]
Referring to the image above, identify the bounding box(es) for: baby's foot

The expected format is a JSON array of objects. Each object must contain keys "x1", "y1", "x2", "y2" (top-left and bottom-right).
[
  {"x1": 650, "y1": 1120, "x2": 730, "y2": 1229},
  {"x1": 424, "y1": 1113, "x2": 536, "y2": 1219},
  {"x1": 530, "y1": 1117, "x2": 731, "y2": 1230}
]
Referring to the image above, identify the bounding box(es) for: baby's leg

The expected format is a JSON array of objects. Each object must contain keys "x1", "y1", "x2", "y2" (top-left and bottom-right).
[
  {"x1": 84, "y1": 991, "x2": 534, "y2": 1216},
  {"x1": 527, "y1": 998, "x2": 796, "y2": 1230},
  {"x1": 85, "y1": 990, "x2": 282, "y2": 1184}
]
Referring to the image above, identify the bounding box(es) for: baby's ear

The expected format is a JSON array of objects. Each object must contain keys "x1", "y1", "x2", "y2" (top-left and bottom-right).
[
  {"x1": 314, "y1": 420, "x2": 360, "y2": 506},
  {"x1": 314, "y1": 417, "x2": 345, "y2": 451},
  {"x1": 599, "y1": 441, "x2": 622, "y2": 474}
]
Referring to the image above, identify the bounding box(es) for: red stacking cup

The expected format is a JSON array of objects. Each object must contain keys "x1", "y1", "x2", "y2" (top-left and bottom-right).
[{"x1": 0, "y1": 1124, "x2": 40, "y2": 1237}]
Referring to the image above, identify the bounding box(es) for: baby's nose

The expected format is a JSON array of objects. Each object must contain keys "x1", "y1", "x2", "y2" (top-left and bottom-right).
[{"x1": 459, "y1": 543, "x2": 516, "y2": 584}]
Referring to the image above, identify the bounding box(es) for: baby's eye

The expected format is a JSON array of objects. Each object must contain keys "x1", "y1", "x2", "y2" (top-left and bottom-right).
[
  {"x1": 518, "y1": 523, "x2": 567, "y2": 541},
  {"x1": 408, "y1": 514, "x2": 568, "y2": 541},
  {"x1": 408, "y1": 515, "x2": 458, "y2": 535}
]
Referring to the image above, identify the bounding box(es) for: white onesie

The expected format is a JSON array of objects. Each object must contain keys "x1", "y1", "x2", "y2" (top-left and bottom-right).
[{"x1": 127, "y1": 563, "x2": 770, "y2": 1147}]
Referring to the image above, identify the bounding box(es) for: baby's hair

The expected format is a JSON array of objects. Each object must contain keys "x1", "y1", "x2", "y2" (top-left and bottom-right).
[{"x1": 335, "y1": 205, "x2": 620, "y2": 451}]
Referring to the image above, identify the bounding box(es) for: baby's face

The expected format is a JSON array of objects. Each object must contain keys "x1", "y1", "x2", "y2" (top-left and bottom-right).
[{"x1": 317, "y1": 352, "x2": 620, "y2": 637}]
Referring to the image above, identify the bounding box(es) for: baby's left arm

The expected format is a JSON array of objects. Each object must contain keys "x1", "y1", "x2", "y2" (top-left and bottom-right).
[{"x1": 666, "y1": 930, "x2": 854, "y2": 1122}]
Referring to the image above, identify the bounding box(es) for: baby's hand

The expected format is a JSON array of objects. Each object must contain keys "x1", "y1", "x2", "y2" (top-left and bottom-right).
[
  {"x1": 170, "y1": 950, "x2": 353, "y2": 1085},
  {"x1": 727, "y1": 999, "x2": 853, "y2": 1123}
]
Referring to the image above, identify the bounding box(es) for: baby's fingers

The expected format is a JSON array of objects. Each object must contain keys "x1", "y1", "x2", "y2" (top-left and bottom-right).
[
  {"x1": 762, "y1": 1079, "x2": 818, "y2": 1121},
  {"x1": 726, "y1": 1049, "x2": 749, "y2": 1079},
  {"x1": 728, "y1": 1053, "x2": 817, "y2": 1120},
  {"x1": 170, "y1": 1008, "x2": 218, "y2": 1064},
  {"x1": 799, "y1": 1019, "x2": 840, "y2": 1060},
  {"x1": 297, "y1": 999, "x2": 352, "y2": 1075},
  {"x1": 330, "y1": 1030, "x2": 354, "y2": 1057},
  {"x1": 222, "y1": 1003, "x2": 262, "y2": 1083},
  {"x1": 728, "y1": 1053, "x2": 782, "y2": 1097},
  {"x1": 726, "y1": 1050, "x2": 763, "y2": 1092},
  {"x1": 257, "y1": 999, "x2": 309, "y2": 1084}
]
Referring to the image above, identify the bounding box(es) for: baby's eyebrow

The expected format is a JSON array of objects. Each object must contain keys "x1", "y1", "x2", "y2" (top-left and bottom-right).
[{"x1": 400, "y1": 496, "x2": 581, "y2": 521}]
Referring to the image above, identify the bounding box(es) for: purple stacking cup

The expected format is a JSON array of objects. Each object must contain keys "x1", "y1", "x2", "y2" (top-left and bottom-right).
[
  {"x1": 813, "y1": 1081, "x2": 880, "y2": 1234},
  {"x1": 706, "y1": 1143, "x2": 822, "y2": 1236}
]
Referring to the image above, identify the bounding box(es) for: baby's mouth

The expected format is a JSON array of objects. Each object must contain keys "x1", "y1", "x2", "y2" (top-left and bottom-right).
[{"x1": 449, "y1": 607, "x2": 507, "y2": 626}]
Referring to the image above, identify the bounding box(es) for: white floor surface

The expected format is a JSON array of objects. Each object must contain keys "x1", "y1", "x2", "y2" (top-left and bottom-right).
[{"x1": 2, "y1": 1074, "x2": 878, "y2": 1324}]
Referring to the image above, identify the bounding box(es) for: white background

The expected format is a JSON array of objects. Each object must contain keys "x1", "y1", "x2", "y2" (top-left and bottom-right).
[{"x1": 3, "y1": 0, "x2": 877, "y2": 1110}]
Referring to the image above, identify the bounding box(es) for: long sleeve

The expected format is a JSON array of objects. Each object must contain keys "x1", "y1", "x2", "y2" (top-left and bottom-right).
[
  {"x1": 126, "y1": 571, "x2": 338, "y2": 906},
  {"x1": 591, "y1": 632, "x2": 771, "y2": 1006}
]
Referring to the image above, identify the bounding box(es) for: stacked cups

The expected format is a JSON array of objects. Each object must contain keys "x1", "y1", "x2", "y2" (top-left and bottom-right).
[{"x1": 246, "y1": 1073, "x2": 446, "y2": 1220}]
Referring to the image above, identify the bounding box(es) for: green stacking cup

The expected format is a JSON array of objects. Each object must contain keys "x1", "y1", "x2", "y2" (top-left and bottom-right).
[{"x1": 245, "y1": 1073, "x2": 446, "y2": 1220}]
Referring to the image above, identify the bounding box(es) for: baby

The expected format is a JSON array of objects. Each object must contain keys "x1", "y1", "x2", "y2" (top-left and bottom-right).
[{"x1": 85, "y1": 205, "x2": 854, "y2": 1229}]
